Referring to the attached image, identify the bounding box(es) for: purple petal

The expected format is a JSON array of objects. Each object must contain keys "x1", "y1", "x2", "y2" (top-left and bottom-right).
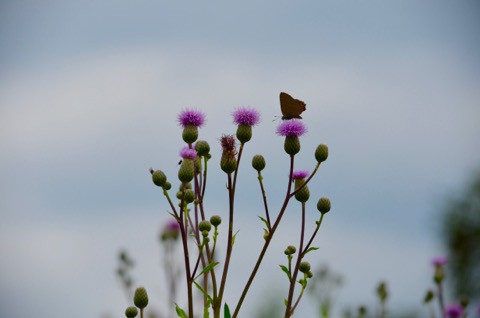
[
  {"x1": 276, "y1": 119, "x2": 307, "y2": 137},
  {"x1": 178, "y1": 109, "x2": 205, "y2": 127},
  {"x1": 232, "y1": 107, "x2": 260, "y2": 126},
  {"x1": 180, "y1": 146, "x2": 197, "y2": 159},
  {"x1": 292, "y1": 170, "x2": 309, "y2": 179}
]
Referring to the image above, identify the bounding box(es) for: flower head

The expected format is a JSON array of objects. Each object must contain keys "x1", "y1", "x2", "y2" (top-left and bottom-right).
[
  {"x1": 180, "y1": 147, "x2": 197, "y2": 160},
  {"x1": 292, "y1": 170, "x2": 309, "y2": 180},
  {"x1": 233, "y1": 107, "x2": 260, "y2": 126},
  {"x1": 276, "y1": 119, "x2": 307, "y2": 137},
  {"x1": 178, "y1": 109, "x2": 205, "y2": 128},
  {"x1": 220, "y1": 134, "x2": 237, "y2": 153},
  {"x1": 445, "y1": 304, "x2": 463, "y2": 318},
  {"x1": 431, "y1": 256, "x2": 448, "y2": 267},
  {"x1": 165, "y1": 219, "x2": 180, "y2": 233}
]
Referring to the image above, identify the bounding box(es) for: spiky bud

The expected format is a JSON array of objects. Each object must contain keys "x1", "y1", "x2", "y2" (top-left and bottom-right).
[
  {"x1": 220, "y1": 152, "x2": 237, "y2": 174},
  {"x1": 182, "y1": 125, "x2": 198, "y2": 144},
  {"x1": 152, "y1": 170, "x2": 167, "y2": 187},
  {"x1": 178, "y1": 159, "x2": 194, "y2": 183},
  {"x1": 125, "y1": 306, "x2": 138, "y2": 318},
  {"x1": 236, "y1": 124, "x2": 252, "y2": 143},
  {"x1": 184, "y1": 189, "x2": 195, "y2": 203},
  {"x1": 199, "y1": 220, "x2": 212, "y2": 232},
  {"x1": 210, "y1": 215, "x2": 222, "y2": 227},
  {"x1": 133, "y1": 286, "x2": 149, "y2": 309},
  {"x1": 195, "y1": 140, "x2": 210, "y2": 156},
  {"x1": 294, "y1": 178, "x2": 310, "y2": 202},
  {"x1": 317, "y1": 197, "x2": 331, "y2": 214},
  {"x1": 299, "y1": 261, "x2": 311, "y2": 273},
  {"x1": 284, "y1": 136, "x2": 301, "y2": 155},
  {"x1": 163, "y1": 182, "x2": 172, "y2": 190},
  {"x1": 252, "y1": 155, "x2": 266, "y2": 172},
  {"x1": 315, "y1": 144, "x2": 328, "y2": 163}
]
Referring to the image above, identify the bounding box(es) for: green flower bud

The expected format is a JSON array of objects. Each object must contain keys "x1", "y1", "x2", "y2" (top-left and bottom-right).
[
  {"x1": 299, "y1": 261, "x2": 311, "y2": 273},
  {"x1": 284, "y1": 245, "x2": 297, "y2": 255},
  {"x1": 163, "y1": 182, "x2": 172, "y2": 190},
  {"x1": 315, "y1": 144, "x2": 328, "y2": 163},
  {"x1": 125, "y1": 306, "x2": 138, "y2": 318},
  {"x1": 358, "y1": 306, "x2": 367, "y2": 316},
  {"x1": 284, "y1": 136, "x2": 301, "y2": 155},
  {"x1": 176, "y1": 191, "x2": 183, "y2": 200},
  {"x1": 133, "y1": 286, "x2": 149, "y2": 309},
  {"x1": 251, "y1": 155, "x2": 266, "y2": 172},
  {"x1": 184, "y1": 189, "x2": 195, "y2": 203},
  {"x1": 195, "y1": 140, "x2": 210, "y2": 156},
  {"x1": 178, "y1": 159, "x2": 194, "y2": 183},
  {"x1": 294, "y1": 179, "x2": 310, "y2": 202},
  {"x1": 199, "y1": 220, "x2": 212, "y2": 232},
  {"x1": 306, "y1": 271, "x2": 313, "y2": 278},
  {"x1": 210, "y1": 215, "x2": 222, "y2": 227},
  {"x1": 194, "y1": 157, "x2": 202, "y2": 173},
  {"x1": 220, "y1": 152, "x2": 237, "y2": 174},
  {"x1": 202, "y1": 230, "x2": 209, "y2": 237},
  {"x1": 423, "y1": 290, "x2": 434, "y2": 303},
  {"x1": 434, "y1": 266, "x2": 445, "y2": 284},
  {"x1": 236, "y1": 124, "x2": 252, "y2": 144},
  {"x1": 182, "y1": 125, "x2": 198, "y2": 144},
  {"x1": 317, "y1": 197, "x2": 331, "y2": 214},
  {"x1": 152, "y1": 170, "x2": 167, "y2": 187}
]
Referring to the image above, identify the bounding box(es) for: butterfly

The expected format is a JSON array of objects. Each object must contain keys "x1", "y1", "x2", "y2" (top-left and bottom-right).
[{"x1": 280, "y1": 92, "x2": 306, "y2": 120}]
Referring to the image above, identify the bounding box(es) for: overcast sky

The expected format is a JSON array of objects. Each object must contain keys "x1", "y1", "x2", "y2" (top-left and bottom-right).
[{"x1": 1, "y1": 1, "x2": 479, "y2": 317}]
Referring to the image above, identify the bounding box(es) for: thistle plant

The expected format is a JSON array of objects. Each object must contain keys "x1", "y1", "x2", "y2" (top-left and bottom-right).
[{"x1": 148, "y1": 104, "x2": 332, "y2": 318}]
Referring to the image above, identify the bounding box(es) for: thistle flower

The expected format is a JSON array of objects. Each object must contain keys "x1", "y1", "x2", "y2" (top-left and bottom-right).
[
  {"x1": 178, "y1": 109, "x2": 205, "y2": 128},
  {"x1": 292, "y1": 170, "x2": 310, "y2": 202},
  {"x1": 220, "y1": 134, "x2": 237, "y2": 173},
  {"x1": 445, "y1": 304, "x2": 463, "y2": 318},
  {"x1": 431, "y1": 256, "x2": 448, "y2": 267},
  {"x1": 276, "y1": 119, "x2": 307, "y2": 137},
  {"x1": 178, "y1": 109, "x2": 205, "y2": 144},
  {"x1": 277, "y1": 120, "x2": 307, "y2": 155},
  {"x1": 292, "y1": 170, "x2": 309, "y2": 180},
  {"x1": 233, "y1": 107, "x2": 260, "y2": 126},
  {"x1": 161, "y1": 220, "x2": 180, "y2": 240},
  {"x1": 180, "y1": 147, "x2": 197, "y2": 160}
]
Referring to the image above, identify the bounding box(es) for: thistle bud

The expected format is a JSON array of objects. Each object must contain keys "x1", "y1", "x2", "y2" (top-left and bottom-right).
[
  {"x1": 434, "y1": 266, "x2": 445, "y2": 284},
  {"x1": 152, "y1": 170, "x2": 167, "y2": 187},
  {"x1": 195, "y1": 140, "x2": 210, "y2": 156},
  {"x1": 294, "y1": 179, "x2": 310, "y2": 202},
  {"x1": 182, "y1": 125, "x2": 199, "y2": 144},
  {"x1": 423, "y1": 290, "x2": 434, "y2": 303},
  {"x1": 317, "y1": 197, "x2": 331, "y2": 214},
  {"x1": 284, "y1": 136, "x2": 301, "y2": 155},
  {"x1": 133, "y1": 286, "x2": 149, "y2": 309},
  {"x1": 125, "y1": 306, "x2": 138, "y2": 318},
  {"x1": 178, "y1": 159, "x2": 195, "y2": 183},
  {"x1": 236, "y1": 124, "x2": 252, "y2": 143},
  {"x1": 307, "y1": 271, "x2": 313, "y2": 278},
  {"x1": 163, "y1": 182, "x2": 172, "y2": 190},
  {"x1": 184, "y1": 189, "x2": 195, "y2": 203},
  {"x1": 315, "y1": 144, "x2": 328, "y2": 163},
  {"x1": 299, "y1": 261, "x2": 311, "y2": 273},
  {"x1": 284, "y1": 245, "x2": 296, "y2": 255},
  {"x1": 210, "y1": 215, "x2": 222, "y2": 227},
  {"x1": 252, "y1": 155, "x2": 266, "y2": 172},
  {"x1": 199, "y1": 220, "x2": 212, "y2": 232},
  {"x1": 221, "y1": 152, "x2": 237, "y2": 174}
]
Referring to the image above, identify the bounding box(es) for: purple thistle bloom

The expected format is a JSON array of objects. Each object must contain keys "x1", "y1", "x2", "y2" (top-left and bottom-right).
[
  {"x1": 431, "y1": 256, "x2": 448, "y2": 267},
  {"x1": 232, "y1": 107, "x2": 260, "y2": 126},
  {"x1": 165, "y1": 219, "x2": 180, "y2": 233},
  {"x1": 445, "y1": 304, "x2": 463, "y2": 318},
  {"x1": 180, "y1": 147, "x2": 197, "y2": 159},
  {"x1": 276, "y1": 119, "x2": 307, "y2": 137},
  {"x1": 178, "y1": 109, "x2": 205, "y2": 128},
  {"x1": 292, "y1": 170, "x2": 309, "y2": 179},
  {"x1": 220, "y1": 134, "x2": 237, "y2": 152}
]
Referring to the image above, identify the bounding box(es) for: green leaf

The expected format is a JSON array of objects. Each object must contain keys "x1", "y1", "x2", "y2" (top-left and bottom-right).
[
  {"x1": 194, "y1": 262, "x2": 219, "y2": 280},
  {"x1": 232, "y1": 230, "x2": 240, "y2": 246},
  {"x1": 303, "y1": 246, "x2": 319, "y2": 256},
  {"x1": 279, "y1": 264, "x2": 291, "y2": 280},
  {"x1": 224, "y1": 303, "x2": 231, "y2": 318},
  {"x1": 258, "y1": 216, "x2": 270, "y2": 228},
  {"x1": 175, "y1": 304, "x2": 187, "y2": 318},
  {"x1": 193, "y1": 280, "x2": 213, "y2": 303},
  {"x1": 284, "y1": 298, "x2": 288, "y2": 307}
]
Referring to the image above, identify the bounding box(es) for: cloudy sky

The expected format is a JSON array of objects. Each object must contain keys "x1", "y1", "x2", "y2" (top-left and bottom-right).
[{"x1": 1, "y1": 1, "x2": 479, "y2": 317}]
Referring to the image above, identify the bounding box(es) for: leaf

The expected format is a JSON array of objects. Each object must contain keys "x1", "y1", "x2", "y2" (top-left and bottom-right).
[
  {"x1": 193, "y1": 281, "x2": 213, "y2": 303},
  {"x1": 232, "y1": 230, "x2": 240, "y2": 246},
  {"x1": 258, "y1": 216, "x2": 270, "y2": 228},
  {"x1": 175, "y1": 304, "x2": 187, "y2": 318},
  {"x1": 303, "y1": 246, "x2": 319, "y2": 256},
  {"x1": 279, "y1": 264, "x2": 291, "y2": 280},
  {"x1": 194, "y1": 262, "x2": 219, "y2": 280},
  {"x1": 224, "y1": 303, "x2": 231, "y2": 318},
  {"x1": 284, "y1": 298, "x2": 288, "y2": 307}
]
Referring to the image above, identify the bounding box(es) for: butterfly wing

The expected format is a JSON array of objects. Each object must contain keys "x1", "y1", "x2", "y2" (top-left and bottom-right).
[{"x1": 280, "y1": 92, "x2": 306, "y2": 120}]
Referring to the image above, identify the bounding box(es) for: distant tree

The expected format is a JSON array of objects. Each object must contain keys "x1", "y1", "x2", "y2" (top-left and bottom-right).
[{"x1": 440, "y1": 171, "x2": 480, "y2": 299}]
